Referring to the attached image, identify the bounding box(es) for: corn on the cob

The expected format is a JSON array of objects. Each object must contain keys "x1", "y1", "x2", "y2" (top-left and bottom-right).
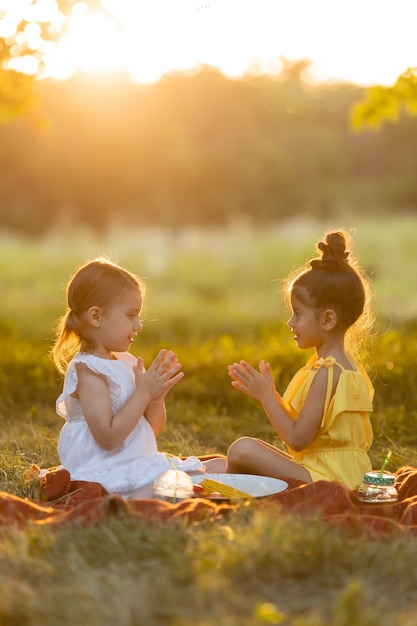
[{"x1": 199, "y1": 478, "x2": 252, "y2": 499}]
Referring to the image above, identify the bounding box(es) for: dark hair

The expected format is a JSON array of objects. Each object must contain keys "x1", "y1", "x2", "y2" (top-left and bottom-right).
[
  {"x1": 285, "y1": 230, "x2": 374, "y2": 356},
  {"x1": 51, "y1": 257, "x2": 145, "y2": 374}
]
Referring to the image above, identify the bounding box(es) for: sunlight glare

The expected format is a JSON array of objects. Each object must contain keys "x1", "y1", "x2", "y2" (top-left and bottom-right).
[
  {"x1": 61, "y1": 10, "x2": 125, "y2": 74},
  {"x1": 121, "y1": 1, "x2": 205, "y2": 84},
  {"x1": 2, "y1": 0, "x2": 416, "y2": 86}
]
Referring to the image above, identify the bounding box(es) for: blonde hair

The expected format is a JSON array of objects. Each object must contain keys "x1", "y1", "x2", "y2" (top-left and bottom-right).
[
  {"x1": 51, "y1": 257, "x2": 145, "y2": 374},
  {"x1": 283, "y1": 230, "x2": 374, "y2": 360}
]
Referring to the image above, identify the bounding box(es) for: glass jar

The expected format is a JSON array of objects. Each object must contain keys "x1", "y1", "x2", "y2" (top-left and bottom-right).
[
  {"x1": 152, "y1": 469, "x2": 194, "y2": 503},
  {"x1": 357, "y1": 471, "x2": 398, "y2": 503}
]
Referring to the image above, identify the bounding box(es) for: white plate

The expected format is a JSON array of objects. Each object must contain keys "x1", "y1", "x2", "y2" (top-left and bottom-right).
[{"x1": 191, "y1": 473, "x2": 288, "y2": 498}]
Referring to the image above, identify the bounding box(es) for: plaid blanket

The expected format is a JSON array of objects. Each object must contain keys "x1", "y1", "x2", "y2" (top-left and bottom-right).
[{"x1": 2, "y1": 465, "x2": 417, "y2": 534}]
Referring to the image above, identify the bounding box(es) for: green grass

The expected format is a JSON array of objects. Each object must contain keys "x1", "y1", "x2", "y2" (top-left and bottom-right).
[
  {"x1": 2, "y1": 512, "x2": 417, "y2": 626},
  {"x1": 1, "y1": 219, "x2": 417, "y2": 625}
]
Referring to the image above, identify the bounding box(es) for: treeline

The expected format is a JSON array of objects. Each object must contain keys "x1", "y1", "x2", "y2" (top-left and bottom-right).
[{"x1": 1, "y1": 64, "x2": 417, "y2": 236}]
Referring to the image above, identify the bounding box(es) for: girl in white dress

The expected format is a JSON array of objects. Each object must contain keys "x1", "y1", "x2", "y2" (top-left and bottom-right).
[{"x1": 51, "y1": 257, "x2": 226, "y2": 498}]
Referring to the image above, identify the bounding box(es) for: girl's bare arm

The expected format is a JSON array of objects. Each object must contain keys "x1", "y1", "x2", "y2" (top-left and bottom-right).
[
  {"x1": 228, "y1": 360, "x2": 334, "y2": 451},
  {"x1": 76, "y1": 350, "x2": 183, "y2": 450}
]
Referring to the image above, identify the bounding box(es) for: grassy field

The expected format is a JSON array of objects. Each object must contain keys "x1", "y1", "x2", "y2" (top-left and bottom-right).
[{"x1": 1, "y1": 218, "x2": 417, "y2": 625}]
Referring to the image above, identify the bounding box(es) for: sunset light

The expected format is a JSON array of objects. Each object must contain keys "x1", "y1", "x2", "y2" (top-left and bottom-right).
[
  {"x1": 1, "y1": 0, "x2": 416, "y2": 85},
  {"x1": 56, "y1": 0, "x2": 417, "y2": 87},
  {"x1": 61, "y1": 9, "x2": 125, "y2": 74}
]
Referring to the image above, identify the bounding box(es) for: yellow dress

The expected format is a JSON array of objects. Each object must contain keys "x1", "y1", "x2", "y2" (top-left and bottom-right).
[{"x1": 281, "y1": 354, "x2": 374, "y2": 490}]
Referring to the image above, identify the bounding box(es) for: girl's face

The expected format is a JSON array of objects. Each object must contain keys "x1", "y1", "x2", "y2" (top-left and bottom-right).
[
  {"x1": 288, "y1": 289, "x2": 324, "y2": 350},
  {"x1": 91, "y1": 287, "x2": 143, "y2": 358}
]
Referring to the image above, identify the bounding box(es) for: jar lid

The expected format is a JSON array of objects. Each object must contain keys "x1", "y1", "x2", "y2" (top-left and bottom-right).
[{"x1": 363, "y1": 471, "x2": 395, "y2": 486}]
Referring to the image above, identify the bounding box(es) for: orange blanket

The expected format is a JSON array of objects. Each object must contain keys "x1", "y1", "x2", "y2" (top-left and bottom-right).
[{"x1": 2, "y1": 465, "x2": 417, "y2": 534}]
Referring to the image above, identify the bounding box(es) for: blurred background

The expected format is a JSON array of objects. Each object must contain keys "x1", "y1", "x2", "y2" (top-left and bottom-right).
[
  {"x1": 0, "y1": 0, "x2": 417, "y2": 333},
  {"x1": 0, "y1": 0, "x2": 417, "y2": 473},
  {"x1": 2, "y1": 66, "x2": 417, "y2": 236}
]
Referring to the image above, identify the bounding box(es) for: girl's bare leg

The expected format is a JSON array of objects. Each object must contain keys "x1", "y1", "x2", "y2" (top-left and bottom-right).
[
  {"x1": 253, "y1": 438, "x2": 293, "y2": 457},
  {"x1": 202, "y1": 457, "x2": 227, "y2": 473},
  {"x1": 188, "y1": 456, "x2": 228, "y2": 475},
  {"x1": 226, "y1": 436, "x2": 311, "y2": 483}
]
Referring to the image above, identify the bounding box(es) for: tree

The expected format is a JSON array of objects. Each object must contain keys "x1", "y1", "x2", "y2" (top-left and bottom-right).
[
  {"x1": 350, "y1": 67, "x2": 417, "y2": 130},
  {"x1": 0, "y1": 0, "x2": 105, "y2": 119},
  {"x1": 1, "y1": 2, "x2": 416, "y2": 129},
  {"x1": 0, "y1": 67, "x2": 34, "y2": 122}
]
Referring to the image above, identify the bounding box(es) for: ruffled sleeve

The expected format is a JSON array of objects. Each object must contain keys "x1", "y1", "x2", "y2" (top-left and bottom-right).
[
  {"x1": 56, "y1": 352, "x2": 135, "y2": 420},
  {"x1": 281, "y1": 355, "x2": 374, "y2": 428},
  {"x1": 315, "y1": 356, "x2": 337, "y2": 425},
  {"x1": 328, "y1": 360, "x2": 374, "y2": 418},
  {"x1": 315, "y1": 356, "x2": 373, "y2": 430}
]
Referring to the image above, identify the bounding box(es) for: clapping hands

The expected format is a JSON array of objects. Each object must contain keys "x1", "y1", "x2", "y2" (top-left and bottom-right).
[
  {"x1": 135, "y1": 349, "x2": 184, "y2": 400},
  {"x1": 228, "y1": 359, "x2": 276, "y2": 403}
]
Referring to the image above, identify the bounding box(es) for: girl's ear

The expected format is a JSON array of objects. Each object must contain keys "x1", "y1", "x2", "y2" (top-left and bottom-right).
[
  {"x1": 322, "y1": 309, "x2": 337, "y2": 331},
  {"x1": 87, "y1": 306, "x2": 102, "y2": 327}
]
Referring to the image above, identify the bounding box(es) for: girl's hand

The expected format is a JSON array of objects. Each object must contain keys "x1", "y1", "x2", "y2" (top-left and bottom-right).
[
  {"x1": 135, "y1": 349, "x2": 184, "y2": 400},
  {"x1": 228, "y1": 359, "x2": 276, "y2": 403}
]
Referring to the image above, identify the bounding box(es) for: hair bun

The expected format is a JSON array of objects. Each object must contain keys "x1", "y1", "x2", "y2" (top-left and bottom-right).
[{"x1": 310, "y1": 231, "x2": 350, "y2": 270}]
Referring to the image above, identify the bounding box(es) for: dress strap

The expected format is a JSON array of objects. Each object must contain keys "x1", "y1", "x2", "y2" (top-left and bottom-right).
[{"x1": 314, "y1": 356, "x2": 337, "y2": 421}]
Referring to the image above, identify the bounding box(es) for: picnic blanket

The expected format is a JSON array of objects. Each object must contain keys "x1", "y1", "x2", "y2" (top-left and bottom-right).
[{"x1": 2, "y1": 465, "x2": 417, "y2": 535}]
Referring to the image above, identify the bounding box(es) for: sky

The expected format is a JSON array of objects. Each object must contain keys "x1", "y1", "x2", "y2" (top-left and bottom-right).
[{"x1": 1, "y1": 0, "x2": 417, "y2": 86}]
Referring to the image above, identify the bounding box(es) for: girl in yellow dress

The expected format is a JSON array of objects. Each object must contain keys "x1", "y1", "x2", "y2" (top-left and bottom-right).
[{"x1": 227, "y1": 230, "x2": 374, "y2": 490}]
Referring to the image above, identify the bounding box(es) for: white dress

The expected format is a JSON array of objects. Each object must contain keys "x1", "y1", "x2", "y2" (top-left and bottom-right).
[{"x1": 56, "y1": 352, "x2": 204, "y2": 497}]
